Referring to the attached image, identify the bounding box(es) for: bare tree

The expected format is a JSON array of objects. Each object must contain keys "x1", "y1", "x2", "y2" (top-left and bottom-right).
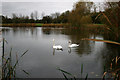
[
  {"x1": 51, "y1": 12, "x2": 60, "y2": 19},
  {"x1": 12, "y1": 13, "x2": 17, "y2": 19},
  {"x1": 30, "y1": 12, "x2": 34, "y2": 19},
  {"x1": 41, "y1": 12, "x2": 45, "y2": 19},
  {"x1": 34, "y1": 11, "x2": 38, "y2": 20}
]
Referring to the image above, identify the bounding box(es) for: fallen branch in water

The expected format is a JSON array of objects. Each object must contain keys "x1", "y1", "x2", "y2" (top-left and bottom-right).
[{"x1": 81, "y1": 38, "x2": 120, "y2": 45}]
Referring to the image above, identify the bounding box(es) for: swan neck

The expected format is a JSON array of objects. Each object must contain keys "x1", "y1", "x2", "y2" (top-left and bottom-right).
[{"x1": 53, "y1": 40, "x2": 55, "y2": 46}]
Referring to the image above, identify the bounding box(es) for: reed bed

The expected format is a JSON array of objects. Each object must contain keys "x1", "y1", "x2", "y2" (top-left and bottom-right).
[
  {"x1": 102, "y1": 56, "x2": 120, "y2": 79},
  {"x1": 2, "y1": 38, "x2": 29, "y2": 79},
  {"x1": 81, "y1": 38, "x2": 120, "y2": 79},
  {"x1": 58, "y1": 58, "x2": 120, "y2": 79},
  {"x1": 57, "y1": 64, "x2": 89, "y2": 80}
]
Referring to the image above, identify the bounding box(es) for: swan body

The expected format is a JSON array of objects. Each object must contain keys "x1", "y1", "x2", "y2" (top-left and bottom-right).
[
  {"x1": 53, "y1": 45, "x2": 63, "y2": 50},
  {"x1": 69, "y1": 44, "x2": 79, "y2": 48},
  {"x1": 53, "y1": 39, "x2": 63, "y2": 50},
  {"x1": 68, "y1": 40, "x2": 79, "y2": 48}
]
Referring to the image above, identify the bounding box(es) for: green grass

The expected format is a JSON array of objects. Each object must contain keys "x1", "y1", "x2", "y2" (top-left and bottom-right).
[{"x1": 35, "y1": 23, "x2": 43, "y2": 26}]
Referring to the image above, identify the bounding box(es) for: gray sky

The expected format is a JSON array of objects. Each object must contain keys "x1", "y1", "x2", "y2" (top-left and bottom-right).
[
  {"x1": 2, "y1": 0, "x2": 119, "y2": 19},
  {"x1": 2, "y1": 0, "x2": 120, "y2": 2},
  {"x1": 2, "y1": 2, "x2": 74, "y2": 19},
  {"x1": 2, "y1": 0, "x2": 105, "y2": 2},
  {"x1": 0, "y1": 0, "x2": 2, "y2": 15}
]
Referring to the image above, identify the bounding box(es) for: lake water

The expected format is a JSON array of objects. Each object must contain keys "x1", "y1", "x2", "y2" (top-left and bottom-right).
[{"x1": 2, "y1": 27, "x2": 119, "y2": 78}]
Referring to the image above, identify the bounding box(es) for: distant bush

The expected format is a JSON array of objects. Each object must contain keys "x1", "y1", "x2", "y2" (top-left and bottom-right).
[{"x1": 80, "y1": 15, "x2": 92, "y2": 24}]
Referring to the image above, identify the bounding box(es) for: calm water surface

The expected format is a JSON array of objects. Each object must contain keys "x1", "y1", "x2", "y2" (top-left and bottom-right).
[{"x1": 2, "y1": 27, "x2": 119, "y2": 78}]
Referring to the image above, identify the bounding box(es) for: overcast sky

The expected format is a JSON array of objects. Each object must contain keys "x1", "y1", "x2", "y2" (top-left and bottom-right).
[
  {"x1": 2, "y1": 0, "x2": 120, "y2": 2},
  {"x1": 2, "y1": 0, "x2": 119, "y2": 18},
  {"x1": 2, "y1": 0, "x2": 105, "y2": 2},
  {"x1": 2, "y1": 2, "x2": 74, "y2": 19}
]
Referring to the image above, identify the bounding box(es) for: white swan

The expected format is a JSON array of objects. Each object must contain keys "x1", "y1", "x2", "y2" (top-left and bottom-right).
[
  {"x1": 53, "y1": 39, "x2": 63, "y2": 51},
  {"x1": 68, "y1": 40, "x2": 79, "y2": 48}
]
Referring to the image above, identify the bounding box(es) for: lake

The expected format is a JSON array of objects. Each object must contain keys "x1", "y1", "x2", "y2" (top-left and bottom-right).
[{"x1": 2, "y1": 27, "x2": 119, "y2": 78}]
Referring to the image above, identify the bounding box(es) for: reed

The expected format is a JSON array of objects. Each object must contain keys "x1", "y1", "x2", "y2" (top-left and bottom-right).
[
  {"x1": 81, "y1": 38, "x2": 120, "y2": 45},
  {"x1": 2, "y1": 38, "x2": 29, "y2": 79},
  {"x1": 58, "y1": 57, "x2": 119, "y2": 79},
  {"x1": 82, "y1": 38, "x2": 120, "y2": 79},
  {"x1": 81, "y1": 9, "x2": 120, "y2": 79},
  {"x1": 57, "y1": 64, "x2": 88, "y2": 80},
  {"x1": 57, "y1": 67, "x2": 76, "y2": 80},
  {"x1": 102, "y1": 56, "x2": 120, "y2": 79},
  {"x1": 81, "y1": 63, "x2": 83, "y2": 76},
  {"x1": 95, "y1": 12, "x2": 112, "y2": 26},
  {"x1": 95, "y1": 11, "x2": 120, "y2": 42}
]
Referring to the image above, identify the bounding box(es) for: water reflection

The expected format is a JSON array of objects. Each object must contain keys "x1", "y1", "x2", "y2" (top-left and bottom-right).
[
  {"x1": 4, "y1": 27, "x2": 38, "y2": 38},
  {"x1": 53, "y1": 49, "x2": 55, "y2": 55},
  {"x1": 68, "y1": 47, "x2": 71, "y2": 53},
  {"x1": 52, "y1": 49, "x2": 64, "y2": 56},
  {"x1": 42, "y1": 28, "x2": 52, "y2": 35},
  {"x1": 2, "y1": 27, "x2": 119, "y2": 78}
]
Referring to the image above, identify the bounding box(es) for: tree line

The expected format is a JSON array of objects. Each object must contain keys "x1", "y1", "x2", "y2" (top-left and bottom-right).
[
  {"x1": 2, "y1": 10, "x2": 73, "y2": 24},
  {"x1": 1, "y1": 1, "x2": 101, "y2": 24},
  {"x1": 1, "y1": 1, "x2": 120, "y2": 27}
]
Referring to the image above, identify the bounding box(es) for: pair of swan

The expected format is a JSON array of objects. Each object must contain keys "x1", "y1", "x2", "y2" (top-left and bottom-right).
[{"x1": 53, "y1": 39, "x2": 79, "y2": 51}]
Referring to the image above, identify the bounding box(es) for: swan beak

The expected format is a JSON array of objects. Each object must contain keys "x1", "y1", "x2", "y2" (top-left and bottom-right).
[{"x1": 61, "y1": 49, "x2": 63, "y2": 51}]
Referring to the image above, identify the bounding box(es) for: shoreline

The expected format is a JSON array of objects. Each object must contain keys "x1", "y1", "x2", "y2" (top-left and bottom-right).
[
  {"x1": 1, "y1": 23, "x2": 70, "y2": 27},
  {"x1": 0, "y1": 23, "x2": 105, "y2": 28}
]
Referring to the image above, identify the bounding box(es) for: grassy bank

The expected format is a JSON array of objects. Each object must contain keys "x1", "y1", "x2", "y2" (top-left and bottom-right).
[
  {"x1": 1, "y1": 23, "x2": 70, "y2": 27},
  {"x1": 0, "y1": 23, "x2": 105, "y2": 28}
]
